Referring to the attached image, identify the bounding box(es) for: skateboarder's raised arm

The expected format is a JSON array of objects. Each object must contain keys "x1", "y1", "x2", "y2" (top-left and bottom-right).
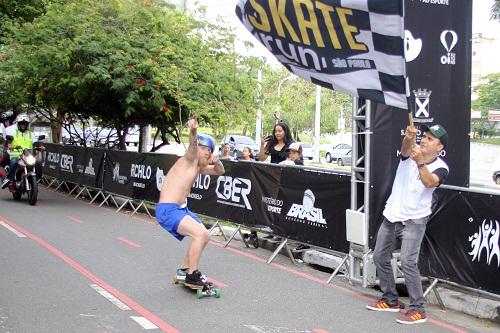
[{"x1": 184, "y1": 118, "x2": 199, "y2": 162}]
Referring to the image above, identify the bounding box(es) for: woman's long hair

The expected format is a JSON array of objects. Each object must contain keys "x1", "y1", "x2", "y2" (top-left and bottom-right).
[{"x1": 265, "y1": 122, "x2": 293, "y2": 153}]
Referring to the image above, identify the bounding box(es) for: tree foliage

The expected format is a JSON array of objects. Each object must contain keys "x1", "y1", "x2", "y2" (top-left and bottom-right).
[
  {"x1": 472, "y1": 72, "x2": 500, "y2": 138},
  {"x1": 0, "y1": 0, "x2": 261, "y2": 149}
]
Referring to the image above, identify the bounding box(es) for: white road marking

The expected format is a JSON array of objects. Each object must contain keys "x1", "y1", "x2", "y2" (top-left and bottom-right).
[
  {"x1": 90, "y1": 284, "x2": 130, "y2": 311},
  {"x1": 0, "y1": 221, "x2": 26, "y2": 238},
  {"x1": 130, "y1": 316, "x2": 158, "y2": 330},
  {"x1": 244, "y1": 325, "x2": 312, "y2": 333}
]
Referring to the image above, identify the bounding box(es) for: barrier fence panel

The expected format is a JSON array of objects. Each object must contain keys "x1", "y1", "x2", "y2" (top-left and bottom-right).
[
  {"x1": 277, "y1": 167, "x2": 350, "y2": 252},
  {"x1": 42, "y1": 144, "x2": 499, "y2": 295},
  {"x1": 43, "y1": 143, "x2": 62, "y2": 178},
  {"x1": 420, "y1": 189, "x2": 500, "y2": 295},
  {"x1": 102, "y1": 150, "x2": 140, "y2": 198},
  {"x1": 82, "y1": 147, "x2": 106, "y2": 189}
]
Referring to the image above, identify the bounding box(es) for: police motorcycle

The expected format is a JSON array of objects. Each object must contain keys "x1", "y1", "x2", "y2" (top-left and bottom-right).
[{"x1": 6, "y1": 135, "x2": 45, "y2": 206}]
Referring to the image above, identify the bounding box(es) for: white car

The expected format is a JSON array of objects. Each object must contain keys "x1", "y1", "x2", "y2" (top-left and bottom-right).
[
  {"x1": 325, "y1": 143, "x2": 352, "y2": 164},
  {"x1": 297, "y1": 142, "x2": 314, "y2": 160}
]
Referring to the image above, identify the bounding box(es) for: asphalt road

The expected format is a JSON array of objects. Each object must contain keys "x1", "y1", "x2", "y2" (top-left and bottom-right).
[{"x1": 0, "y1": 186, "x2": 497, "y2": 333}]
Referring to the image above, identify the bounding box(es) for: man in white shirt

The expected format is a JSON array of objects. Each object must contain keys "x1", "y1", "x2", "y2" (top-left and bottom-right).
[{"x1": 366, "y1": 124, "x2": 449, "y2": 325}]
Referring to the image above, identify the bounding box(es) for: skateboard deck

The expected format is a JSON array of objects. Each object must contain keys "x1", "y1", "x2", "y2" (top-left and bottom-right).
[{"x1": 173, "y1": 276, "x2": 221, "y2": 299}]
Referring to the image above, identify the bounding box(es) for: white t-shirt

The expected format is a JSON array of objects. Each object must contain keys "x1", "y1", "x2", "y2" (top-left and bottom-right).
[{"x1": 383, "y1": 156, "x2": 449, "y2": 222}]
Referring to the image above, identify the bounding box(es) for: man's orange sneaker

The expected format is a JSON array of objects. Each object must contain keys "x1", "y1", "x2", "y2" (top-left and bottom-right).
[
  {"x1": 366, "y1": 299, "x2": 403, "y2": 312},
  {"x1": 396, "y1": 309, "x2": 427, "y2": 324}
]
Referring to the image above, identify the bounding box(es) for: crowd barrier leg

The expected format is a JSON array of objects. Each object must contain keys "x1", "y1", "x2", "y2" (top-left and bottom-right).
[
  {"x1": 266, "y1": 238, "x2": 297, "y2": 266},
  {"x1": 224, "y1": 225, "x2": 250, "y2": 248},
  {"x1": 75, "y1": 186, "x2": 92, "y2": 200},
  {"x1": 54, "y1": 181, "x2": 70, "y2": 192},
  {"x1": 327, "y1": 254, "x2": 349, "y2": 284},
  {"x1": 131, "y1": 201, "x2": 153, "y2": 219},
  {"x1": 47, "y1": 177, "x2": 59, "y2": 188},
  {"x1": 90, "y1": 190, "x2": 107, "y2": 205},
  {"x1": 116, "y1": 198, "x2": 134, "y2": 214},
  {"x1": 68, "y1": 184, "x2": 81, "y2": 195},
  {"x1": 423, "y1": 278, "x2": 446, "y2": 310},
  {"x1": 98, "y1": 193, "x2": 119, "y2": 208},
  {"x1": 209, "y1": 220, "x2": 228, "y2": 241}
]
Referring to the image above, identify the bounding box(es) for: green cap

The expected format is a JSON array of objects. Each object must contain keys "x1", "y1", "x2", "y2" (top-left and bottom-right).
[{"x1": 421, "y1": 124, "x2": 448, "y2": 148}]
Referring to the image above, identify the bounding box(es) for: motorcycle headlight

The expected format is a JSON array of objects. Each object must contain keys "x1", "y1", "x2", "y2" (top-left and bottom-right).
[{"x1": 25, "y1": 155, "x2": 36, "y2": 165}]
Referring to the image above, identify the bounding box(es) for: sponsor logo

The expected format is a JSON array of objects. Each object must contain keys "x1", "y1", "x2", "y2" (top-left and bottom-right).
[
  {"x1": 84, "y1": 158, "x2": 96, "y2": 176},
  {"x1": 215, "y1": 176, "x2": 252, "y2": 210},
  {"x1": 262, "y1": 196, "x2": 283, "y2": 214},
  {"x1": 404, "y1": 30, "x2": 422, "y2": 62},
  {"x1": 440, "y1": 30, "x2": 457, "y2": 65},
  {"x1": 112, "y1": 163, "x2": 127, "y2": 184},
  {"x1": 193, "y1": 174, "x2": 210, "y2": 190},
  {"x1": 47, "y1": 152, "x2": 60, "y2": 163},
  {"x1": 60, "y1": 154, "x2": 74, "y2": 173},
  {"x1": 412, "y1": 88, "x2": 434, "y2": 123},
  {"x1": 130, "y1": 164, "x2": 152, "y2": 180},
  {"x1": 188, "y1": 193, "x2": 203, "y2": 200},
  {"x1": 156, "y1": 167, "x2": 165, "y2": 191},
  {"x1": 47, "y1": 152, "x2": 60, "y2": 170},
  {"x1": 467, "y1": 218, "x2": 500, "y2": 267},
  {"x1": 286, "y1": 189, "x2": 327, "y2": 228},
  {"x1": 414, "y1": 0, "x2": 449, "y2": 6}
]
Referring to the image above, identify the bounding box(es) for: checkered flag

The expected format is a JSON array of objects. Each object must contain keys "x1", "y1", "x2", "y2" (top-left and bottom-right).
[{"x1": 236, "y1": 0, "x2": 408, "y2": 110}]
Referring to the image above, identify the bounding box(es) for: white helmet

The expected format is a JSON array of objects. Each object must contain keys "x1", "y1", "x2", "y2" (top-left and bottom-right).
[
  {"x1": 16, "y1": 113, "x2": 30, "y2": 123},
  {"x1": 16, "y1": 113, "x2": 30, "y2": 131}
]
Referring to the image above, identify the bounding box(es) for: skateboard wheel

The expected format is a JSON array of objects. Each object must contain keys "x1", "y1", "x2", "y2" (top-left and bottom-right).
[
  {"x1": 215, "y1": 288, "x2": 221, "y2": 298},
  {"x1": 173, "y1": 277, "x2": 178, "y2": 284},
  {"x1": 196, "y1": 289, "x2": 204, "y2": 299}
]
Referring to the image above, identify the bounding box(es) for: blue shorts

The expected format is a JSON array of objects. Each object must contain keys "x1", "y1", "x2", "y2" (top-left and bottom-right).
[{"x1": 156, "y1": 203, "x2": 202, "y2": 241}]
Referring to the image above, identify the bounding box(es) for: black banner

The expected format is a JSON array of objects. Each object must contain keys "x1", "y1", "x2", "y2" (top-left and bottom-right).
[
  {"x1": 420, "y1": 190, "x2": 500, "y2": 295},
  {"x1": 42, "y1": 143, "x2": 62, "y2": 178},
  {"x1": 58, "y1": 145, "x2": 86, "y2": 184},
  {"x1": 276, "y1": 167, "x2": 350, "y2": 252},
  {"x1": 102, "y1": 150, "x2": 138, "y2": 197},
  {"x1": 369, "y1": 0, "x2": 472, "y2": 247},
  {"x1": 81, "y1": 148, "x2": 106, "y2": 189},
  {"x1": 131, "y1": 153, "x2": 178, "y2": 203}
]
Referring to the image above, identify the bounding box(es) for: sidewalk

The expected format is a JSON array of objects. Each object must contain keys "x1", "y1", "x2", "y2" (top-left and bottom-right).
[{"x1": 210, "y1": 224, "x2": 500, "y2": 327}]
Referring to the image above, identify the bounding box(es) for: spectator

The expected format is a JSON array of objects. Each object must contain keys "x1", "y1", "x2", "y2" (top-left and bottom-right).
[
  {"x1": 258, "y1": 121, "x2": 293, "y2": 241},
  {"x1": 258, "y1": 122, "x2": 293, "y2": 164},
  {"x1": 219, "y1": 143, "x2": 234, "y2": 160},
  {"x1": 239, "y1": 147, "x2": 255, "y2": 161},
  {"x1": 279, "y1": 142, "x2": 304, "y2": 166}
]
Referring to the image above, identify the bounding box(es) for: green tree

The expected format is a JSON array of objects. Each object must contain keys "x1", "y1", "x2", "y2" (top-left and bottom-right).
[
  {"x1": 0, "y1": 0, "x2": 260, "y2": 149},
  {"x1": 472, "y1": 73, "x2": 500, "y2": 138}
]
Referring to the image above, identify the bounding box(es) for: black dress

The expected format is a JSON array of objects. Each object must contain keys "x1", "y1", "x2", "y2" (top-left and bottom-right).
[{"x1": 268, "y1": 144, "x2": 289, "y2": 164}]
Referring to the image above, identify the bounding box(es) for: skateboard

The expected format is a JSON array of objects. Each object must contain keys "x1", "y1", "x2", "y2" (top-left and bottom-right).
[{"x1": 173, "y1": 276, "x2": 221, "y2": 299}]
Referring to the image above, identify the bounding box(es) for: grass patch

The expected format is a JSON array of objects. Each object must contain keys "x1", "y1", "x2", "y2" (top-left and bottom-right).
[{"x1": 471, "y1": 138, "x2": 500, "y2": 145}]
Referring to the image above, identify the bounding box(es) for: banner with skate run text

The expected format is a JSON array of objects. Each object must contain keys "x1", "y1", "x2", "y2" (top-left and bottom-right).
[{"x1": 236, "y1": 0, "x2": 408, "y2": 109}]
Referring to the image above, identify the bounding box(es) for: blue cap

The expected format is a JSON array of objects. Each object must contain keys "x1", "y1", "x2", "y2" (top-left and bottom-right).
[{"x1": 197, "y1": 134, "x2": 215, "y2": 153}]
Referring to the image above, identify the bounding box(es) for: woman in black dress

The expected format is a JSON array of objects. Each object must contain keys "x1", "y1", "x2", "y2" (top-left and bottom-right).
[{"x1": 258, "y1": 122, "x2": 293, "y2": 163}]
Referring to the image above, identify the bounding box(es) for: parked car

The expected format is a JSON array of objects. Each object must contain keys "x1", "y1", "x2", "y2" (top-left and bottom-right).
[
  {"x1": 325, "y1": 143, "x2": 352, "y2": 163},
  {"x1": 61, "y1": 127, "x2": 87, "y2": 145},
  {"x1": 125, "y1": 126, "x2": 140, "y2": 147},
  {"x1": 337, "y1": 150, "x2": 352, "y2": 166},
  {"x1": 493, "y1": 170, "x2": 500, "y2": 185},
  {"x1": 220, "y1": 135, "x2": 259, "y2": 159},
  {"x1": 298, "y1": 142, "x2": 315, "y2": 160}
]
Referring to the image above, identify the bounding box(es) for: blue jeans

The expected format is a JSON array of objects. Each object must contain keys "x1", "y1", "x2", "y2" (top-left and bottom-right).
[
  {"x1": 373, "y1": 218, "x2": 427, "y2": 312},
  {"x1": 7, "y1": 157, "x2": 18, "y2": 180}
]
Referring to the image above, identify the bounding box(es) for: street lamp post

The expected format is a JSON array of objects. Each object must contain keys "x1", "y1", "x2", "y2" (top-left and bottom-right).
[{"x1": 276, "y1": 75, "x2": 297, "y2": 121}]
